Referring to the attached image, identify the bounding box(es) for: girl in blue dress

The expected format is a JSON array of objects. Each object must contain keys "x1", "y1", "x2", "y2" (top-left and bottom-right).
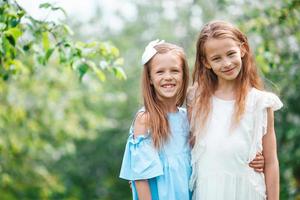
[{"x1": 119, "y1": 39, "x2": 264, "y2": 200}]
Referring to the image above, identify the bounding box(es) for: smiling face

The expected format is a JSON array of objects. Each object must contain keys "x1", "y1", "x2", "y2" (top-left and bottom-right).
[
  {"x1": 149, "y1": 51, "x2": 183, "y2": 103},
  {"x1": 204, "y1": 38, "x2": 245, "y2": 85}
]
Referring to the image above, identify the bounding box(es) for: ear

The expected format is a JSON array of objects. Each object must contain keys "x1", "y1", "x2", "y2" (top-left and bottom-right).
[{"x1": 240, "y1": 43, "x2": 246, "y2": 58}]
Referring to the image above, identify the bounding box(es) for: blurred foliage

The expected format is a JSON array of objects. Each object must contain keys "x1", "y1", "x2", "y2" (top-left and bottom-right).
[
  {"x1": 0, "y1": 0, "x2": 126, "y2": 82},
  {"x1": 235, "y1": 0, "x2": 300, "y2": 199},
  {"x1": 0, "y1": 0, "x2": 299, "y2": 199},
  {"x1": 0, "y1": 0, "x2": 128, "y2": 199}
]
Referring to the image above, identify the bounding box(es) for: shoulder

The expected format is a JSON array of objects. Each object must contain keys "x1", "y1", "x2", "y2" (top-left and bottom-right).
[
  {"x1": 133, "y1": 110, "x2": 149, "y2": 137},
  {"x1": 250, "y1": 88, "x2": 283, "y2": 111}
]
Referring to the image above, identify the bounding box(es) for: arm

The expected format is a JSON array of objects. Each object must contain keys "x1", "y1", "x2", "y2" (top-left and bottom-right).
[
  {"x1": 135, "y1": 180, "x2": 152, "y2": 200},
  {"x1": 133, "y1": 112, "x2": 152, "y2": 200},
  {"x1": 262, "y1": 108, "x2": 279, "y2": 200}
]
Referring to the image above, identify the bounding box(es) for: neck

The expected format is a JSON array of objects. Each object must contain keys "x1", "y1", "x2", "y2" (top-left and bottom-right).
[
  {"x1": 215, "y1": 80, "x2": 237, "y2": 100},
  {"x1": 217, "y1": 81, "x2": 236, "y2": 93},
  {"x1": 159, "y1": 99, "x2": 178, "y2": 113}
]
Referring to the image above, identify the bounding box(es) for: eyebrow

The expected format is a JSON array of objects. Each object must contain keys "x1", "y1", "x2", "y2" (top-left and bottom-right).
[{"x1": 227, "y1": 50, "x2": 236, "y2": 53}]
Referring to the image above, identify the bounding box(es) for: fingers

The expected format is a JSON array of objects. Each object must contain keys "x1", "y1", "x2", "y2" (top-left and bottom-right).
[
  {"x1": 252, "y1": 153, "x2": 264, "y2": 162},
  {"x1": 249, "y1": 152, "x2": 265, "y2": 172},
  {"x1": 249, "y1": 161, "x2": 263, "y2": 168},
  {"x1": 249, "y1": 160, "x2": 264, "y2": 168},
  {"x1": 249, "y1": 163, "x2": 264, "y2": 172},
  {"x1": 253, "y1": 168, "x2": 264, "y2": 173},
  {"x1": 249, "y1": 159, "x2": 264, "y2": 165}
]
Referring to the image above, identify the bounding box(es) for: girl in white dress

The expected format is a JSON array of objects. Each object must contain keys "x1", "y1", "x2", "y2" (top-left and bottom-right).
[{"x1": 188, "y1": 21, "x2": 283, "y2": 200}]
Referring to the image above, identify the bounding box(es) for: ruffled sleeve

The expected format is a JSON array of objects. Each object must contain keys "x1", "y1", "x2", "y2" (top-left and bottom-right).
[
  {"x1": 248, "y1": 91, "x2": 283, "y2": 162},
  {"x1": 119, "y1": 116, "x2": 163, "y2": 180},
  {"x1": 258, "y1": 92, "x2": 283, "y2": 136}
]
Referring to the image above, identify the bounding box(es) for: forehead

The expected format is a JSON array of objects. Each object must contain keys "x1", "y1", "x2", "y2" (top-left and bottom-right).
[
  {"x1": 205, "y1": 38, "x2": 240, "y2": 56},
  {"x1": 150, "y1": 51, "x2": 182, "y2": 69}
]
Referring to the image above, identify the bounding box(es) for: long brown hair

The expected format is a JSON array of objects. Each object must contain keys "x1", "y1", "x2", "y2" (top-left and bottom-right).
[
  {"x1": 142, "y1": 43, "x2": 189, "y2": 149},
  {"x1": 192, "y1": 20, "x2": 263, "y2": 132}
]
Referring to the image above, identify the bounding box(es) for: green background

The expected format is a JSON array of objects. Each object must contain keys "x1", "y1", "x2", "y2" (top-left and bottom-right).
[{"x1": 0, "y1": 0, "x2": 299, "y2": 199}]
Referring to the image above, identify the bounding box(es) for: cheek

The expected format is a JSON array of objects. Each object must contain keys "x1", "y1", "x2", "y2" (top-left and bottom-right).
[
  {"x1": 234, "y1": 57, "x2": 243, "y2": 66},
  {"x1": 178, "y1": 72, "x2": 184, "y2": 83}
]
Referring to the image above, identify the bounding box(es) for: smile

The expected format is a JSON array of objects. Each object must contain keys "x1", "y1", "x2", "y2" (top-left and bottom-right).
[
  {"x1": 222, "y1": 67, "x2": 235, "y2": 73},
  {"x1": 161, "y1": 84, "x2": 175, "y2": 88}
]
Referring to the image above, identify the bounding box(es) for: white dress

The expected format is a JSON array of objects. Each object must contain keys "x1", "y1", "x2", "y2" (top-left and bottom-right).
[{"x1": 190, "y1": 88, "x2": 283, "y2": 200}]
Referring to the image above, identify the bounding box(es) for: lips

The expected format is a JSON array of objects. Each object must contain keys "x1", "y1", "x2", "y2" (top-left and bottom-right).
[
  {"x1": 161, "y1": 83, "x2": 176, "y2": 88},
  {"x1": 222, "y1": 67, "x2": 235, "y2": 74}
]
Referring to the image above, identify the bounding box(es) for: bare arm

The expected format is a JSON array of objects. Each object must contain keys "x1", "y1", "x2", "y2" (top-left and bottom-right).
[
  {"x1": 135, "y1": 180, "x2": 152, "y2": 200},
  {"x1": 133, "y1": 112, "x2": 152, "y2": 200},
  {"x1": 262, "y1": 108, "x2": 279, "y2": 200}
]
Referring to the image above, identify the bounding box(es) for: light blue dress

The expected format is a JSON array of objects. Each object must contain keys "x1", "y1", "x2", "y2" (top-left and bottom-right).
[{"x1": 119, "y1": 107, "x2": 192, "y2": 200}]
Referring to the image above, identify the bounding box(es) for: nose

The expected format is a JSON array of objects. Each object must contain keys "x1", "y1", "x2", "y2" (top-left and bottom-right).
[
  {"x1": 164, "y1": 71, "x2": 173, "y2": 80},
  {"x1": 222, "y1": 58, "x2": 231, "y2": 67}
]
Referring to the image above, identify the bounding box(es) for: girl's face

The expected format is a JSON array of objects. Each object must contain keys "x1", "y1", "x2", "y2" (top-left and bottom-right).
[
  {"x1": 204, "y1": 38, "x2": 245, "y2": 85},
  {"x1": 149, "y1": 52, "x2": 183, "y2": 103}
]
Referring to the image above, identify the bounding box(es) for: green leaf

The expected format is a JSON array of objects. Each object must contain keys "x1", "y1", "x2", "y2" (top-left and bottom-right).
[
  {"x1": 110, "y1": 46, "x2": 120, "y2": 57},
  {"x1": 37, "y1": 54, "x2": 46, "y2": 65},
  {"x1": 39, "y1": 3, "x2": 52, "y2": 9},
  {"x1": 42, "y1": 32, "x2": 50, "y2": 51},
  {"x1": 90, "y1": 62, "x2": 106, "y2": 81},
  {"x1": 63, "y1": 25, "x2": 74, "y2": 36},
  {"x1": 59, "y1": 48, "x2": 67, "y2": 63},
  {"x1": 113, "y1": 67, "x2": 127, "y2": 80},
  {"x1": 72, "y1": 59, "x2": 89, "y2": 81},
  {"x1": 4, "y1": 27, "x2": 22, "y2": 41},
  {"x1": 39, "y1": 3, "x2": 67, "y2": 16},
  {"x1": 45, "y1": 48, "x2": 55, "y2": 62},
  {"x1": 5, "y1": 35, "x2": 15, "y2": 46},
  {"x1": 78, "y1": 63, "x2": 89, "y2": 81}
]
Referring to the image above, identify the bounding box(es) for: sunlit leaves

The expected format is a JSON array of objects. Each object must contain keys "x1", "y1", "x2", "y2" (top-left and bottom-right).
[
  {"x1": 0, "y1": 2, "x2": 127, "y2": 198},
  {"x1": 0, "y1": 1, "x2": 126, "y2": 82},
  {"x1": 39, "y1": 2, "x2": 67, "y2": 17}
]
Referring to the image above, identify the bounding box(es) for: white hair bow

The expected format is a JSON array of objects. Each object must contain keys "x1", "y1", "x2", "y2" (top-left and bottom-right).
[{"x1": 141, "y1": 39, "x2": 165, "y2": 65}]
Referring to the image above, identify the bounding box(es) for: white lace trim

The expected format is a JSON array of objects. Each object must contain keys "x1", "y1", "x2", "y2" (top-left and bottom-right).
[{"x1": 248, "y1": 91, "x2": 283, "y2": 162}]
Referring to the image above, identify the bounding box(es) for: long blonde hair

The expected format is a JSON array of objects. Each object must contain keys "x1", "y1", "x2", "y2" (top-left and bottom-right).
[
  {"x1": 142, "y1": 43, "x2": 189, "y2": 149},
  {"x1": 192, "y1": 20, "x2": 263, "y2": 132}
]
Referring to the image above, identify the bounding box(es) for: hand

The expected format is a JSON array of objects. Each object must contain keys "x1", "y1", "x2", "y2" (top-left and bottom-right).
[
  {"x1": 129, "y1": 181, "x2": 132, "y2": 189},
  {"x1": 249, "y1": 152, "x2": 264, "y2": 173}
]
